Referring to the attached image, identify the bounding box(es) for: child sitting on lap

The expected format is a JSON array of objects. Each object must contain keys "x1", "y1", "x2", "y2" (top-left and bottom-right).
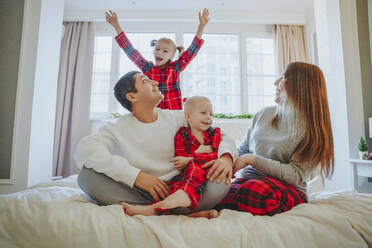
[{"x1": 122, "y1": 96, "x2": 221, "y2": 216}]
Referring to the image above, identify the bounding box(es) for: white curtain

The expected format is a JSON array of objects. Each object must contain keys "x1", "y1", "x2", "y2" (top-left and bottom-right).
[
  {"x1": 53, "y1": 22, "x2": 95, "y2": 177},
  {"x1": 274, "y1": 25, "x2": 308, "y2": 74}
]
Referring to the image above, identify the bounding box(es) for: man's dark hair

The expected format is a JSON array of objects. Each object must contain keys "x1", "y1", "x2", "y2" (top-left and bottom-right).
[{"x1": 114, "y1": 71, "x2": 140, "y2": 112}]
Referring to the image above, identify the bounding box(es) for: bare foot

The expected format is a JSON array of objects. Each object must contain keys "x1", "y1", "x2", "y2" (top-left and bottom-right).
[
  {"x1": 153, "y1": 190, "x2": 191, "y2": 210},
  {"x1": 122, "y1": 202, "x2": 157, "y2": 216},
  {"x1": 187, "y1": 209, "x2": 219, "y2": 219}
]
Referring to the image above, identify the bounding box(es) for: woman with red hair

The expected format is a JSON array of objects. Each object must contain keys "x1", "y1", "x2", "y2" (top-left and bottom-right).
[{"x1": 217, "y1": 62, "x2": 334, "y2": 215}]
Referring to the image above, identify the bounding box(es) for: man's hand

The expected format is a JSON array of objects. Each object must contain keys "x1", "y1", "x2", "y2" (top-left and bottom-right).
[
  {"x1": 105, "y1": 10, "x2": 123, "y2": 34},
  {"x1": 170, "y1": 156, "x2": 193, "y2": 170},
  {"x1": 233, "y1": 154, "x2": 256, "y2": 175},
  {"x1": 134, "y1": 171, "x2": 170, "y2": 201},
  {"x1": 202, "y1": 153, "x2": 233, "y2": 184},
  {"x1": 194, "y1": 145, "x2": 212, "y2": 154}
]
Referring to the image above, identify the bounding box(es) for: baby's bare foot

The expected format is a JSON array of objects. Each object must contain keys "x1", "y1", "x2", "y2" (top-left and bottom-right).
[
  {"x1": 122, "y1": 202, "x2": 157, "y2": 216},
  {"x1": 153, "y1": 190, "x2": 191, "y2": 210}
]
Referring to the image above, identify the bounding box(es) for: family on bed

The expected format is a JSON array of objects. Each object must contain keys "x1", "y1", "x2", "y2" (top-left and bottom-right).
[{"x1": 74, "y1": 9, "x2": 335, "y2": 219}]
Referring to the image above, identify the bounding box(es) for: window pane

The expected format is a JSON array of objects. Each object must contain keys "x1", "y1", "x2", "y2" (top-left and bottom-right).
[
  {"x1": 183, "y1": 33, "x2": 241, "y2": 114},
  {"x1": 263, "y1": 55, "x2": 275, "y2": 74},
  {"x1": 247, "y1": 76, "x2": 276, "y2": 96},
  {"x1": 91, "y1": 93, "x2": 109, "y2": 113},
  {"x1": 94, "y1": 53, "x2": 112, "y2": 72},
  {"x1": 91, "y1": 72, "x2": 110, "y2": 94},
  {"x1": 246, "y1": 37, "x2": 274, "y2": 54},
  {"x1": 95, "y1": 36, "x2": 113, "y2": 53},
  {"x1": 246, "y1": 37, "x2": 275, "y2": 114},
  {"x1": 90, "y1": 36, "x2": 112, "y2": 115}
]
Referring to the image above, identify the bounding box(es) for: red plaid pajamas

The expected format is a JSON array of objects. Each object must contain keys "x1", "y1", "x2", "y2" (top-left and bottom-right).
[
  {"x1": 216, "y1": 168, "x2": 308, "y2": 215},
  {"x1": 162, "y1": 126, "x2": 222, "y2": 211},
  {"x1": 115, "y1": 32, "x2": 204, "y2": 110}
]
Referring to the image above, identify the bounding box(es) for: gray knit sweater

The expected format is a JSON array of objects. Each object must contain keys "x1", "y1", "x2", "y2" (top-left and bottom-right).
[{"x1": 238, "y1": 106, "x2": 313, "y2": 194}]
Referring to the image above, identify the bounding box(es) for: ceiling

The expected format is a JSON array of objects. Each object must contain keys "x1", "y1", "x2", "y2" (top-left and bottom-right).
[{"x1": 64, "y1": 0, "x2": 314, "y2": 14}]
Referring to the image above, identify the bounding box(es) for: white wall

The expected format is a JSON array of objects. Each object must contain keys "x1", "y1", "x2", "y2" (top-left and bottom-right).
[
  {"x1": 313, "y1": 0, "x2": 366, "y2": 191},
  {"x1": 27, "y1": 0, "x2": 65, "y2": 187},
  {"x1": 0, "y1": 0, "x2": 64, "y2": 194}
]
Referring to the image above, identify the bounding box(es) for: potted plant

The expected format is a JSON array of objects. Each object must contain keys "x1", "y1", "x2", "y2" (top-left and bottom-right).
[{"x1": 358, "y1": 136, "x2": 368, "y2": 159}]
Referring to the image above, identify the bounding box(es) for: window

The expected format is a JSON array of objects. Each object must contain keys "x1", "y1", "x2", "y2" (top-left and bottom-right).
[
  {"x1": 182, "y1": 34, "x2": 241, "y2": 114},
  {"x1": 90, "y1": 29, "x2": 275, "y2": 119},
  {"x1": 246, "y1": 37, "x2": 276, "y2": 114},
  {"x1": 90, "y1": 36, "x2": 112, "y2": 116}
]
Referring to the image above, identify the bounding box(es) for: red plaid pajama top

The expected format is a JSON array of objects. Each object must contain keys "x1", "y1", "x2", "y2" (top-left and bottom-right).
[
  {"x1": 115, "y1": 32, "x2": 204, "y2": 110},
  {"x1": 166, "y1": 126, "x2": 222, "y2": 210}
]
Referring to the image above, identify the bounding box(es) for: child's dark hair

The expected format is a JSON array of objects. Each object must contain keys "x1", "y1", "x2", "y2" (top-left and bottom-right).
[
  {"x1": 151, "y1": 38, "x2": 184, "y2": 55},
  {"x1": 114, "y1": 71, "x2": 140, "y2": 112}
]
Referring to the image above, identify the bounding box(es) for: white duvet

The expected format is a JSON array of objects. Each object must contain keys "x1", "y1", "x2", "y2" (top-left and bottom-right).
[{"x1": 0, "y1": 176, "x2": 371, "y2": 248}]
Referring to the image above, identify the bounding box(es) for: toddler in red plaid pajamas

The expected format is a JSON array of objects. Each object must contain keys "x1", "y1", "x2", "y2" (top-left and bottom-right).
[
  {"x1": 122, "y1": 96, "x2": 221, "y2": 216},
  {"x1": 105, "y1": 9, "x2": 209, "y2": 110}
]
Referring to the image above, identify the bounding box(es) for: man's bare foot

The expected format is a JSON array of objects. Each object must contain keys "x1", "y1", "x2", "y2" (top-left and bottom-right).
[
  {"x1": 153, "y1": 190, "x2": 191, "y2": 210},
  {"x1": 187, "y1": 209, "x2": 219, "y2": 219},
  {"x1": 122, "y1": 202, "x2": 157, "y2": 216}
]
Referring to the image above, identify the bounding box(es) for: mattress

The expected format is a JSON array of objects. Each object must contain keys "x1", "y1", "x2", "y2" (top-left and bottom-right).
[{"x1": 0, "y1": 175, "x2": 371, "y2": 248}]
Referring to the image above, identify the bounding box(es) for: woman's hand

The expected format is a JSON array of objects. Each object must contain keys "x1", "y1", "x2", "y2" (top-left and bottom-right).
[
  {"x1": 105, "y1": 10, "x2": 123, "y2": 34},
  {"x1": 233, "y1": 154, "x2": 256, "y2": 175},
  {"x1": 194, "y1": 145, "x2": 212, "y2": 154},
  {"x1": 198, "y1": 8, "x2": 210, "y2": 27},
  {"x1": 170, "y1": 156, "x2": 193, "y2": 170},
  {"x1": 202, "y1": 154, "x2": 233, "y2": 184},
  {"x1": 134, "y1": 171, "x2": 170, "y2": 201}
]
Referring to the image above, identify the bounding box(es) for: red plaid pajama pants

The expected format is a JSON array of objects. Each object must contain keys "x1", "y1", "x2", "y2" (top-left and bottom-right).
[
  {"x1": 216, "y1": 172, "x2": 307, "y2": 216},
  {"x1": 166, "y1": 158, "x2": 208, "y2": 210}
]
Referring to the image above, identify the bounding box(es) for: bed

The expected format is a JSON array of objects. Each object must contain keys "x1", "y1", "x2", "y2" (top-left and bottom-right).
[{"x1": 1, "y1": 175, "x2": 371, "y2": 248}]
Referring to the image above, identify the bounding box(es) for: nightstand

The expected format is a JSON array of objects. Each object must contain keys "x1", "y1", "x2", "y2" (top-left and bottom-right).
[{"x1": 349, "y1": 159, "x2": 372, "y2": 191}]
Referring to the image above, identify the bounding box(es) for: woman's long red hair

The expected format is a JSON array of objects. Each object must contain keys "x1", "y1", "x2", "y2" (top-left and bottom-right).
[{"x1": 273, "y1": 62, "x2": 334, "y2": 178}]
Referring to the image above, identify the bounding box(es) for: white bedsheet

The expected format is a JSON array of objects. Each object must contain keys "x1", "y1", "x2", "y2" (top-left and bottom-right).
[{"x1": 0, "y1": 175, "x2": 371, "y2": 248}]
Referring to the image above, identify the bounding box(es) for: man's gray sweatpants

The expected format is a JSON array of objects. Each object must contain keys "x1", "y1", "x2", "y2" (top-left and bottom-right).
[{"x1": 78, "y1": 167, "x2": 230, "y2": 214}]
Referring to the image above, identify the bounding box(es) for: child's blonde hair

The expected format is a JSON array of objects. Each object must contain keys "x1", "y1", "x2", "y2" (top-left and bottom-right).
[
  {"x1": 151, "y1": 38, "x2": 184, "y2": 55},
  {"x1": 184, "y1": 96, "x2": 212, "y2": 115}
]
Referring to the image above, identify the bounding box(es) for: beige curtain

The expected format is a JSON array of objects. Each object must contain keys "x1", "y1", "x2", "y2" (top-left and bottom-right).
[
  {"x1": 53, "y1": 22, "x2": 95, "y2": 177},
  {"x1": 274, "y1": 24, "x2": 308, "y2": 74}
]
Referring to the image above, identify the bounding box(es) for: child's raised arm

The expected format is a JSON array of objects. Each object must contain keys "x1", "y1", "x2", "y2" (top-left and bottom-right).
[
  {"x1": 171, "y1": 9, "x2": 208, "y2": 72},
  {"x1": 105, "y1": 10, "x2": 123, "y2": 35},
  {"x1": 196, "y1": 8, "x2": 209, "y2": 39},
  {"x1": 105, "y1": 10, "x2": 154, "y2": 73}
]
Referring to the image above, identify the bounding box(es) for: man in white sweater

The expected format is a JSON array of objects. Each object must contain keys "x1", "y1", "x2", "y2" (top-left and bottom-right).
[{"x1": 75, "y1": 71, "x2": 237, "y2": 215}]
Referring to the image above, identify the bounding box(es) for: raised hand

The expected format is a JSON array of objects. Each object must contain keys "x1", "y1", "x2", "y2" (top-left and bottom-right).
[
  {"x1": 105, "y1": 10, "x2": 118, "y2": 26},
  {"x1": 105, "y1": 10, "x2": 123, "y2": 34},
  {"x1": 198, "y1": 8, "x2": 210, "y2": 27}
]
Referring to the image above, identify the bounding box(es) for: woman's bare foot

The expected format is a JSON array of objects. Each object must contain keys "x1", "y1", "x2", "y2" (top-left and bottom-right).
[
  {"x1": 122, "y1": 202, "x2": 157, "y2": 216},
  {"x1": 187, "y1": 209, "x2": 219, "y2": 219}
]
